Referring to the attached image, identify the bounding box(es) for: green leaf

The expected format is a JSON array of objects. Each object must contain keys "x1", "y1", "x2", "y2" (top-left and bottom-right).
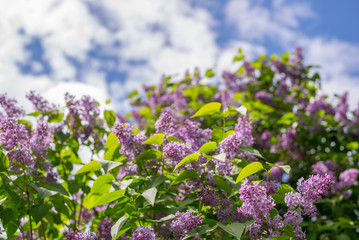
[
  {"x1": 184, "y1": 224, "x2": 218, "y2": 239},
  {"x1": 239, "y1": 146, "x2": 265, "y2": 159},
  {"x1": 205, "y1": 69, "x2": 215, "y2": 78},
  {"x1": 27, "y1": 111, "x2": 42, "y2": 117},
  {"x1": 198, "y1": 142, "x2": 217, "y2": 154},
  {"x1": 235, "y1": 105, "x2": 247, "y2": 115},
  {"x1": 235, "y1": 162, "x2": 264, "y2": 183},
  {"x1": 135, "y1": 149, "x2": 161, "y2": 162},
  {"x1": 0, "y1": 150, "x2": 9, "y2": 172},
  {"x1": 269, "y1": 236, "x2": 290, "y2": 240},
  {"x1": 29, "y1": 184, "x2": 58, "y2": 199},
  {"x1": 105, "y1": 132, "x2": 120, "y2": 151},
  {"x1": 212, "y1": 153, "x2": 226, "y2": 162},
  {"x1": 88, "y1": 190, "x2": 125, "y2": 209},
  {"x1": 106, "y1": 99, "x2": 111, "y2": 104},
  {"x1": 111, "y1": 215, "x2": 129, "y2": 240},
  {"x1": 346, "y1": 142, "x2": 359, "y2": 150},
  {"x1": 171, "y1": 170, "x2": 199, "y2": 186},
  {"x1": 48, "y1": 112, "x2": 64, "y2": 122},
  {"x1": 175, "y1": 153, "x2": 200, "y2": 170},
  {"x1": 167, "y1": 136, "x2": 185, "y2": 144},
  {"x1": 29, "y1": 204, "x2": 51, "y2": 223},
  {"x1": 191, "y1": 102, "x2": 221, "y2": 118},
  {"x1": 142, "y1": 187, "x2": 157, "y2": 206},
  {"x1": 47, "y1": 182, "x2": 69, "y2": 196},
  {"x1": 151, "y1": 214, "x2": 176, "y2": 223},
  {"x1": 271, "y1": 193, "x2": 285, "y2": 204},
  {"x1": 278, "y1": 184, "x2": 295, "y2": 195},
  {"x1": 99, "y1": 159, "x2": 122, "y2": 172},
  {"x1": 267, "y1": 162, "x2": 291, "y2": 175},
  {"x1": 128, "y1": 90, "x2": 139, "y2": 98},
  {"x1": 142, "y1": 133, "x2": 165, "y2": 145},
  {"x1": 74, "y1": 161, "x2": 102, "y2": 175},
  {"x1": 217, "y1": 222, "x2": 245, "y2": 239},
  {"x1": 104, "y1": 110, "x2": 116, "y2": 128}
]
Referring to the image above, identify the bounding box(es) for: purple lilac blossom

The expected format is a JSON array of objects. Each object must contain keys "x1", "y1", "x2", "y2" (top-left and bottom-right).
[
  {"x1": 334, "y1": 92, "x2": 349, "y2": 124},
  {"x1": 132, "y1": 226, "x2": 157, "y2": 240},
  {"x1": 0, "y1": 93, "x2": 24, "y2": 118},
  {"x1": 112, "y1": 122, "x2": 146, "y2": 161},
  {"x1": 305, "y1": 97, "x2": 335, "y2": 116},
  {"x1": 26, "y1": 90, "x2": 55, "y2": 112},
  {"x1": 30, "y1": 122, "x2": 53, "y2": 159},
  {"x1": 218, "y1": 116, "x2": 255, "y2": 175},
  {"x1": 339, "y1": 168, "x2": 358, "y2": 187},
  {"x1": 255, "y1": 91, "x2": 274, "y2": 105},
  {"x1": 170, "y1": 209, "x2": 203, "y2": 240},
  {"x1": 163, "y1": 141, "x2": 191, "y2": 168},
  {"x1": 97, "y1": 219, "x2": 114, "y2": 240},
  {"x1": 0, "y1": 118, "x2": 35, "y2": 170},
  {"x1": 155, "y1": 109, "x2": 174, "y2": 133},
  {"x1": 279, "y1": 129, "x2": 296, "y2": 149},
  {"x1": 66, "y1": 228, "x2": 98, "y2": 240},
  {"x1": 238, "y1": 179, "x2": 275, "y2": 224}
]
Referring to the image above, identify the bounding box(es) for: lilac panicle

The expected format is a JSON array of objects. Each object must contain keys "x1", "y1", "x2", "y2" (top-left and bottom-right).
[
  {"x1": 30, "y1": 121, "x2": 53, "y2": 159},
  {"x1": 170, "y1": 209, "x2": 203, "y2": 240},
  {"x1": 66, "y1": 228, "x2": 98, "y2": 240},
  {"x1": 112, "y1": 122, "x2": 146, "y2": 161},
  {"x1": 97, "y1": 218, "x2": 114, "y2": 240},
  {"x1": 26, "y1": 90, "x2": 55, "y2": 112},
  {"x1": 132, "y1": 226, "x2": 157, "y2": 240},
  {"x1": 0, "y1": 118, "x2": 35, "y2": 169},
  {"x1": 238, "y1": 179, "x2": 275, "y2": 224},
  {"x1": 163, "y1": 141, "x2": 191, "y2": 168},
  {"x1": 339, "y1": 168, "x2": 358, "y2": 187},
  {"x1": 0, "y1": 93, "x2": 24, "y2": 118}
]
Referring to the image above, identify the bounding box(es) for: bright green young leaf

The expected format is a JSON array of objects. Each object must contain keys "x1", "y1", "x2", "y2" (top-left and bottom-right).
[
  {"x1": 198, "y1": 142, "x2": 217, "y2": 154},
  {"x1": 88, "y1": 190, "x2": 125, "y2": 209},
  {"x1": 0, "y1": 151, "x2": 9, "y2": 172},
  {"x1": 104, "y1": 110, "x2": 116, "y2": 128},
  {"x1": 171, "y1": 170, "x2": 199, "y2": 186},
  {"x1": 142, "y1": 133, "x2": 165, "y2": 145},
  {"x1": 236, "y1": 162, "x2": 264, "y2": 183},
  {"x1": 278, "y1": 184, "x2": 295, "y2": 196},
  {"x1": 205, "y1": 69, "x2": 215, "y2": 78},
  {"x1": 175, "y1": 153, "x2": 200, "y2": 170},
  {"x1": 167, "y1": 136, "x2": 185, "y2": 144},
  {"x1": 267, "y1": 162, "x2": 291, "y2": 175},
  {"x1": 346, "y1": 142, "x2": 359, "y2": 150},
  {"x1": 128, "y1": 90, "x2": 139, "y2": 98},
  {"x1": 27, "y1": 111, "x2": 42, "y2": 117},
  {"x1": 99, "y1": 159, "x2": 122, "y2": 172},
  {"x1": 29, "y1": 204, "x2": 51, "y2": 223},
  {"x1": 105, "y1": 132, "x2": 120, "y2": 151},
  {"x1": 239, "y1": 146, "x2": 265, "y2": 159},
  {"x1": 48, "y1": 112, "x2": 64, "y2": 123},
  {"x1": 212, "y1": 153, "x2": 226, "y2": 162},
  {"x1": 191, "y1": 102, "x2": 221, "y2": 118},
  {"x1": 111, "y1": 215, "x2": 129, "y2": 240},
  {"x1": 142, "y1": 187, "x2": 157, "y2": 206},
  {"x1": 74, "y1": 161, "x2": 102, "y2": 175}
]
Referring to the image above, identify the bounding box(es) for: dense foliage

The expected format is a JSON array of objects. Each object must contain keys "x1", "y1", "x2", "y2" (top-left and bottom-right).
[{"x1": 0, "y1": 47, "x2": 358, "y2": 240}]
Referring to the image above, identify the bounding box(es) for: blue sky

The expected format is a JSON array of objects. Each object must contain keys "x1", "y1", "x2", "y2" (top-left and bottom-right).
[{"x1": 0, "y1": 0, "x2": 358, "y2": 112}]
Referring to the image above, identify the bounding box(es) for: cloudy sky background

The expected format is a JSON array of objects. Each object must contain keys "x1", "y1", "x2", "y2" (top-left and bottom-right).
[{"x1": 1, "y1": 0, "x2": 359, "y2": 113}]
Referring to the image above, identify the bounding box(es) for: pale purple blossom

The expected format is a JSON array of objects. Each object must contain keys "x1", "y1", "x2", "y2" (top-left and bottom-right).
[
  {"x1": 170, "y1": 209, "x2": 203, "y2": 240},
  {"x1": 97, "y1": 219, "x2": 114, "y2": 240},
  {"x1": 132, "y1": 226, "x2": 157, "y2": 240},
  {"x1": 0, "y1": 93, "x2": 24, "y2": 118}
]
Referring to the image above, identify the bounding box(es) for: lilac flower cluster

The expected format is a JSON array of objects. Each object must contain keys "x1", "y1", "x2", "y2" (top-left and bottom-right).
[
  {"x1": 97, "y1": 219, "x2": 114, "y2": 240},
  {"x1": 238, "y1": 179, "x2": 275, "y2": 224},
  {"x1": 268, "y1": 162, "x2": 285, "y2": 182},
  {"x1": 218, "y1": 115, "x2": 255, "y2": 175},
  {"x1": 112, "y1": 122, "x2": 146, "y2": 162},
  {"x1": 0, "y1": 93, "x2": 24, "y2": 119},
  {"x1": 163, "y1": 141, "x2": 191, "y2": 168},
  {"x1": 0, "y1": 118, "x2": 35, "y2": 170},
  {"x1": 305, "y1": 97, "x2": 335, "y2": 116},
  {"x1": 30, "y1": 122, "x2": 53, "y2": 159},
  {"x1": 332, "y1": 168, "x2": 358, "y2": 194},
  {"x1": 65, "y1": 93, "x2": 103, "y2": 144},
  {"x1": 132, "y1": 226, "x2": 157, "y2": 240},
  {"x1": 170, "y1": 209, "x2": 203, "y2": 240},
  {"x1": 66, "y1": 228, "x2": 98, "y2": 240},
  {"x1": 334, "y1": 92, "x2": 349, "y2": 124},
  {"x1": 255, "y1": 91, "x2": 274, "y2": 105},
  {"x1": 312, "y1": 161, "x2": 339, "y2": 180},
  {"x1": 26, "y1": 90, "x2": 55, "y2": 113},
  {"x1": 279, "y1": 129, "x2": 296, "y2": 149}
]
